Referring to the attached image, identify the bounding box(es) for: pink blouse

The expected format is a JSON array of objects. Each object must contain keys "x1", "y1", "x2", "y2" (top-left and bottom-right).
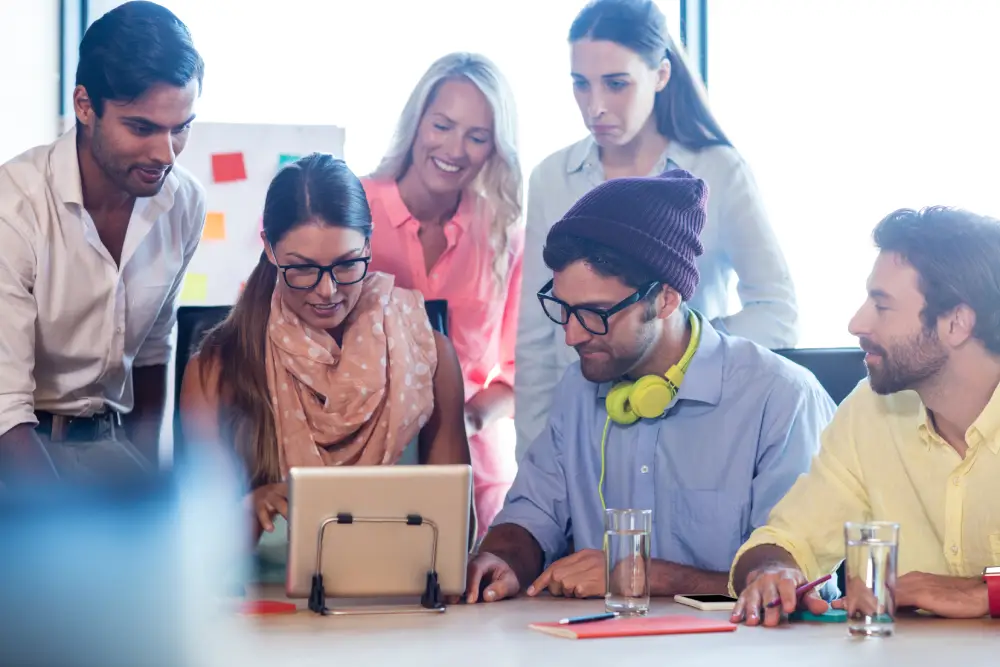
[{"x1": 362, "y1": 178, "x2": 523, "y2": 401}]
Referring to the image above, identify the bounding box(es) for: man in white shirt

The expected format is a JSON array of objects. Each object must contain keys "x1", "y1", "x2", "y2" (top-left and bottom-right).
[{"x1": 0, "y1": 1, "x2": 206, "y2": 481}]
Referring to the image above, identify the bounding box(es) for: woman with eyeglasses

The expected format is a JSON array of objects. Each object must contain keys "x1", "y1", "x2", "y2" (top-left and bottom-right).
[
  {"x1": 514, "y1": 0, "x2": 799, "y2": 459},
  {"x1": 362, "y1": 53, "x2": 523, "y2": 538},
  {"x1": 179, "y1": 153, "x2": 471, "y2": 545}
]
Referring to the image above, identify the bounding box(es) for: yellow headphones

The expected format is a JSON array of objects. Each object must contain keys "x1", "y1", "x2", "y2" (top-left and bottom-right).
[
  {"x1": 598, "y1": 310, "x2": 701, "y2": 510},
  {"x1": 605, "y1": 310, "x2": 701, "y2": 425}
]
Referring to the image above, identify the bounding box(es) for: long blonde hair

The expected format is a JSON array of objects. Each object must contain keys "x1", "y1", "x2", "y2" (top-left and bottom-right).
[{"x1": 370, "y1": 52, "x2": 523, "y2": 286}]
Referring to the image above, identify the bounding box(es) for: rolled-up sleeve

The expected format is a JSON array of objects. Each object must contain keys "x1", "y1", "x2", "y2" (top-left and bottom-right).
[
  {"x1": 513, "y1": 166, "x2": 562, "y2": 459},
  {"x1": 715, "y1": 156, "x2": 800, "y2": 349},
  {"x1": 729, "y1": 387, "x2": 870, "y2": 596},
  {"x1": 0, "y1": 214, "x2": 39, "y2": 436},
  {"x1": 134, "y1": 186, "x2": 206, "y2": 367},
  {"x1": 491, "y1": 380, "x2": 571, "y2": 565}
]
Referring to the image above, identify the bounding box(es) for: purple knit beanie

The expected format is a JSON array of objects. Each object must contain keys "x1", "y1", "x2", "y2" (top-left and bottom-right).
[{"x1": 546, "y1": 168, "x2": 708, "y2": 300}]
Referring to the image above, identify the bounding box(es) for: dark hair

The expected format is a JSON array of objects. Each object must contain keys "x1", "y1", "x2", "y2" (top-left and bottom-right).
[
  {"x1": 873, "y1": 206, "x2": 1000, "y2": 355},
  {"x1": 76, "y1": 1, "x2": 204, "y2": 117},
  {"x1": 569, "y1": 0, "x2": 730, "y2": 150},
  {"x1": 198, "y1": 154, "x2": 372, "y2": 487},
  {"x1": 543, "y1": 233, "x2": 660, "y2": 312}
]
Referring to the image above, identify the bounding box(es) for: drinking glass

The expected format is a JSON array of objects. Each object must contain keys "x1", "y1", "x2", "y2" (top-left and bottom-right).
[
  {"x1": 604, "y1": 509, "x2": 652, "y2": 616},
  {"x1": 844, "y1": 521, "x2": 899, "y2": 637}
]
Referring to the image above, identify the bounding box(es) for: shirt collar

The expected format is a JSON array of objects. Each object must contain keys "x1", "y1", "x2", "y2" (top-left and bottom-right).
[
  {"x1": 565, "y1": 135, "x2": 685, "y2": 177},
  {"x1": 375, "y1": 179, "x2": 473, "y2": 231},
  {"x1": 915, "y1": 381, "x2": 1000, "y2": 455},
  {"x1": 969, "y1": 380, "x2": 1000, "y2": 454},
  {"x1": 49, "y1": 126, "x2": 179, "y2": 214},
  {"x1": 50, "y1": 127, "x2": 85, "y2": 207},
  {"x1": 596, "y1": 310, "x2": 724, "y2": 410}
]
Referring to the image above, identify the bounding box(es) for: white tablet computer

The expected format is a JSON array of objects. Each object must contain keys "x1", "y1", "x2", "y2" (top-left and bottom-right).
[{"x1": 285, "y1": 464, "x2": 472, "y2": 604}]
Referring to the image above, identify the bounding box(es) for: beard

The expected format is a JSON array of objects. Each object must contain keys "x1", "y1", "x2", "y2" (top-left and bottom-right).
[
  {"x1": 90, "y1": 120, "x2": 171, "y2": 198},
  {"x1": 576, "y1": 317, "x2": 657, "y2": 384},
  {"x1": 861, "y1": 327, "x2": 947, "y2": 395}
]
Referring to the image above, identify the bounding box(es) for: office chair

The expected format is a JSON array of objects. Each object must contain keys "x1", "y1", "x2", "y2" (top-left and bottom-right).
[{"x1": 774, "y1": 347, "x2": 867, "y2": 405}]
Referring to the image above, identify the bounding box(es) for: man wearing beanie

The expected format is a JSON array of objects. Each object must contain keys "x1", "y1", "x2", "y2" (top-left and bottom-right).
[{"x1": 464, "y1": 169, "x2": 835, "y2": 603}]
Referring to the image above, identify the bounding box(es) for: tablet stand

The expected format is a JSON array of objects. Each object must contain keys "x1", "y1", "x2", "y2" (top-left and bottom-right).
[{"x1": 307, "y1": 512, "x2": 446, "y2": 616}]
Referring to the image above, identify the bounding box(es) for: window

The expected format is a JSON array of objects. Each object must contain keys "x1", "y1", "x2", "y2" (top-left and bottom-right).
[
  {"x1": 707, "y1": 0, "x2": 1000, "y2": 346},
  {"x1": 91, "y1": 0, "x2": 681, "y2": 176}
]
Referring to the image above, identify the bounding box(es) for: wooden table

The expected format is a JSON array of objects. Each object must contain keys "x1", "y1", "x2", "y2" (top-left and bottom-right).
[{"x1": 232, "y1": 586, "x2": 996, "y2": 666}]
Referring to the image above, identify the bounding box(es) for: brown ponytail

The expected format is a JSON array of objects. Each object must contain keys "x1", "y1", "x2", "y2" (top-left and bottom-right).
[{"x1": 198, "y1": 252, "x2": 281, "y2": 488}]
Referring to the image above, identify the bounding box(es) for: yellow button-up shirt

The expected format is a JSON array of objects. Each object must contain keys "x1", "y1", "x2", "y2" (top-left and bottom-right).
[{"x1": 729, "y1": 379, "x2": 1000, "y2": 595}]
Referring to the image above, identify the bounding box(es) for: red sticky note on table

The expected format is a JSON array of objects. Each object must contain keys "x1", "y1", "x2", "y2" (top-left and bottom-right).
[
  {"x1": 239, "y1": 600, "x2": 297, "y2": 615},
  {"x1": 211, "y1": 152, "x2": 247, "y2": 183}
]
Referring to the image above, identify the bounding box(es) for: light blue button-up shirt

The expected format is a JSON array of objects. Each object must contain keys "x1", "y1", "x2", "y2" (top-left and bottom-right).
[
  {"x1": 493, "y1": 318, "x2": 835, "y2": 574},
  {"x1": 515, "y1": 137, "x2": 800, "y2": 459}
]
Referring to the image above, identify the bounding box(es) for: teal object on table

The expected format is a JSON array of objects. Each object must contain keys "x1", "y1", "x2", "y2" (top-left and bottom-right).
[{"x1": 790, "y1": 608, "x2": 847, "y2": 623}]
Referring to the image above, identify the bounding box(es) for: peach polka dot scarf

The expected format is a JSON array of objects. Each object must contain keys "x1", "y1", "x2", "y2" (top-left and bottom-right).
[{"x1": 264, "y1": 271, "x2": 438, "y2": 477}]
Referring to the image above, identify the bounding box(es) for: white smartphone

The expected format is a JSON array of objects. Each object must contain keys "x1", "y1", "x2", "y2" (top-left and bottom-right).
[{"x1": 673, "y1": 593, "x2": 738, "y2": 611}]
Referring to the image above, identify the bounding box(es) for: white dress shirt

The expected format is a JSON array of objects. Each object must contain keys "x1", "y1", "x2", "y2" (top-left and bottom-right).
[
  {"x1": 514, "y1": 136, "x2": 799, "y2": 458},
  {"x1": 0, "y1": 128, "x2": 206, "y2": 437}
]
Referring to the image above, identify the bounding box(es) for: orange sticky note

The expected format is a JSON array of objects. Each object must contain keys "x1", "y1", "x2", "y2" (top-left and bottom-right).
[
  {"x1": 211, "y1": 152, "x2": 247, "y2": 183},
  {"x1": 203, "y1": 211, "x2": 226, "y2": 241}
]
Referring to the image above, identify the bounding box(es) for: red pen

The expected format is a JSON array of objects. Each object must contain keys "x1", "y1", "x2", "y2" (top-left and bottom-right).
[{"x1": 765, "y1": 573, "x2": 832, "y2": 608}]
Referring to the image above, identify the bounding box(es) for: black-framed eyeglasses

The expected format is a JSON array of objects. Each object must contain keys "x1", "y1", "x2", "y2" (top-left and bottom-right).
[
  {"x1": 537, "y1": 279, "x2": 660, "y2": 336},
  {"x1": 271, "y1": 243, "x2": 371, "y2": 290}
]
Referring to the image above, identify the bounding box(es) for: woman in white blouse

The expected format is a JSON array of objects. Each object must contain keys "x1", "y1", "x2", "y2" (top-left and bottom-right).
[{"x1": 514, "y1": 0, "x2": 799, "y2": 457}]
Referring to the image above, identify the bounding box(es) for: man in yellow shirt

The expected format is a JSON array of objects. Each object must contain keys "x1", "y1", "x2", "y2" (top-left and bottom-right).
[{"x1": 729, "y1": 206, "x2": 1000, "y2": 626}]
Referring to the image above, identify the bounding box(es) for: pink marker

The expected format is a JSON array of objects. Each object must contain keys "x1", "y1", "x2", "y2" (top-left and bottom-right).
[{"x1": 765, "y1": 573, "x2": 832, "y2": 608}]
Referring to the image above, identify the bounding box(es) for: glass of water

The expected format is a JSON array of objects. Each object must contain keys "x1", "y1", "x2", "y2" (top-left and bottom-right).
[
  {"x1": 604, "y1": 509, "x2": 652, "y2": 616},
  {"x1": 844, "y1": 521, "x2": 899, "y2": 637}
]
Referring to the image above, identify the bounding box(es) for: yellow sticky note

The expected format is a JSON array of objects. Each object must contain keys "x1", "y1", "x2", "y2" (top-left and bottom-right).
[
  {"x1": 203, "y1": 211, "x2": 226, "y2": 241},
  {"x1": 180, "y1": 273, "x2": 208, "y2": 303}
]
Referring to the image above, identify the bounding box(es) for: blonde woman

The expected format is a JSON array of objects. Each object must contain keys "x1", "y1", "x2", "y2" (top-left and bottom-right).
[{"x1": 363, "y1": 53, "x2": 523, "y2": 537}]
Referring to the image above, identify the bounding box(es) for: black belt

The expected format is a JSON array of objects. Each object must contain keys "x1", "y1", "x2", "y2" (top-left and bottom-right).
[{"x1": 34, "y1": 410, "x2": 122, "y2": 442}]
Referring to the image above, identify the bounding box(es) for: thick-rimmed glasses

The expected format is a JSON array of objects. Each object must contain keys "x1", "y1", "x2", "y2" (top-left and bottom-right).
[
  {"x1": 537, "y1": 279, "x2": 660, "y2": 336},
  {"x1": 270, "y1": 243, "x2": 371, "y2": 290}
]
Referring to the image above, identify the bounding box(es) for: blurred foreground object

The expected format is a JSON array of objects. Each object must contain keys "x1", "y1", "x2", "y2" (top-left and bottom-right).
[{"x1": 0, "y1": 449, "x2": 254, "y2": 667}]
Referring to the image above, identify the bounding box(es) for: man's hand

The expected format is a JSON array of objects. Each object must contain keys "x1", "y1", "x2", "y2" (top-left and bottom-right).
[
  {"x1": 731, "y1": 565, "x2": 828, "y2": 627},
  {"x1": 893, "y1": 572, "x2": 988, "y2": 619},
  {"x1": 527, "y1": 549, "x2": 605, "y2": 599},
  {"x1": 464, "y1": 551, "x2": 521, "y2": 603},
  {"x1": 0, "y1": 424, "x2": 58, "y2": 483}
]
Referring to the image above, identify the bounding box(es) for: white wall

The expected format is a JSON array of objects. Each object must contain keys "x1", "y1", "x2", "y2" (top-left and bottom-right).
[{"x1": 0, "y1": 0, "x2": 60, "y2": 163}]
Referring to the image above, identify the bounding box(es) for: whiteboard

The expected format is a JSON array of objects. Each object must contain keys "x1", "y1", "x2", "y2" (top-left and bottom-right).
[{"x1": 175, "y1": 122, "x2": 346, "y2": 305}]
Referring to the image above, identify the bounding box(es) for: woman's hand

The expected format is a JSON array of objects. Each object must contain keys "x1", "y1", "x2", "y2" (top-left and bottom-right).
[
  {"x1": 465, "y1": 383, "x2": 514, "y2": 437},
  {"x1": 247, "y1": 482, "x2": 289, "y2": 533}
]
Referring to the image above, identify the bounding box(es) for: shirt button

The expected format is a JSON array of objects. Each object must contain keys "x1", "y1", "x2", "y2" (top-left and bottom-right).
[
  {"x1": 951, "y1": 544, "x2": 959, "y2": 555},
  {"x1": 952, "y1": 477, "x2": 960, "y2": 486},
  {"x1": 116, "y1": 327, "x2": 123, "y2": 333},
  {"x1": 640, "y1": 465, "x2": 649, "y2": 474}
]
